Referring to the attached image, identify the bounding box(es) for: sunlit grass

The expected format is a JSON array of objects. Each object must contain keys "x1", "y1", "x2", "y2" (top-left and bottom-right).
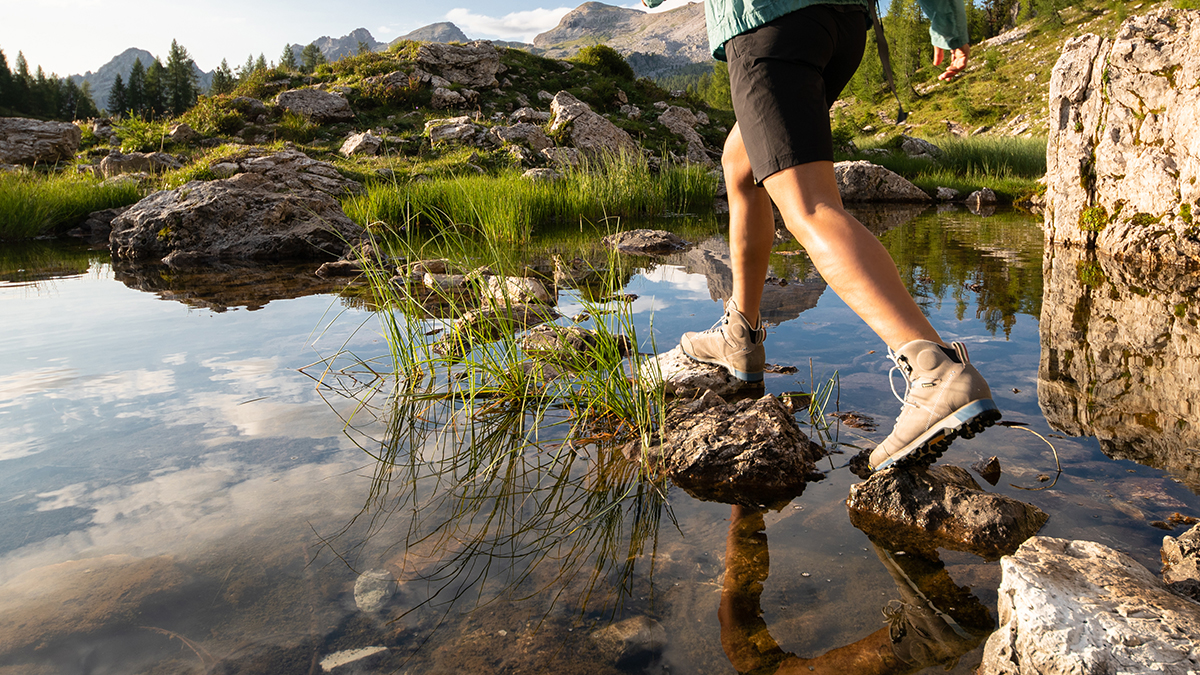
[
  {"x1": 343, "y1": 152, "x2": 718, "y2": 242},
  {"x1": 0, "y1": 171, "x2": 142, "y2": 240}
]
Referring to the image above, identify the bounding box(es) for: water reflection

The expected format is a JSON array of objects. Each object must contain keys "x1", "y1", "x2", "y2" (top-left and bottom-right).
[
  {"x1": 719, "y1": 506, "x2": 991, "y2": 674},
  {"x1": 1039, "y1": 248, "x2": 1200, "y2": 492},
  {"x1": 112, "y1": 259, "x2": 356, "y2": 312}
]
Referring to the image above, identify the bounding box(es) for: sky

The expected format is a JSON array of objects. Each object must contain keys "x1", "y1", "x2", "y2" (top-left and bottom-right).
[{"x1": 0, "y1": 0, "x2": 697, "y2": 77}]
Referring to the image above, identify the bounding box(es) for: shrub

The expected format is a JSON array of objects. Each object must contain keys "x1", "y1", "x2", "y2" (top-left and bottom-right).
[
  {"x1": 180, "y1": 95, "x2": 246, "y2": 136},
  {"x1": 571, "y1": 45, "x2": 635, "y2": 81},
  {"x1": 114, "y1": 116, "x2": 171, "y2": 152}
]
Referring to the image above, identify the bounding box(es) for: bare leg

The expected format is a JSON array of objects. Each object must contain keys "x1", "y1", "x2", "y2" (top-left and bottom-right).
[
  {"x1": 724, "y1": 124, "x2": 775, "y2": 325},
  {"x1": 761, "y1": 162, "x2": 943, "y2": 350}
]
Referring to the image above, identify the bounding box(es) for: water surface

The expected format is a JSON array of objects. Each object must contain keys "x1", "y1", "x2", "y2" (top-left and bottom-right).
[{"x1": 1, "y1": 208, "x2": 1197, "y2": 674}]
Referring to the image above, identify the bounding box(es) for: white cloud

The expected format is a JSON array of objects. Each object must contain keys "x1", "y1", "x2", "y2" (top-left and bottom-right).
[
  {"x1": 445, "y1": 6, "x2": 573, "y2": 42},
  {"x1": 623, "y1": 0, "x2": 697, "y2": 13}
]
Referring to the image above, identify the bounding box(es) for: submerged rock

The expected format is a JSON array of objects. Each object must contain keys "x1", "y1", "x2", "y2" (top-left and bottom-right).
[
  {"x1": 978, "y1": 537, "x2": 1200, "y2": 675},
  {"x1": 353, "y1": 569, "x2": 397, "y2": 613},
  {"x1": 591, "y1": 616, "x2": 667, "y2": 668},
  {"x1": 520, "y1": 324, "x2": 632, "y2": 366},
  {"x1": 435, "y1": 304, "x2": 562, "y2": 356},
  {"x1": 847, "y1": 465, "x2": 1048, "y2": 560},
  {"x1": 635, "y1": 391, "x2": 825, "y2": 506},
  {"x1": 603, "y1": 229, "x2": 691, "y2": 256}
]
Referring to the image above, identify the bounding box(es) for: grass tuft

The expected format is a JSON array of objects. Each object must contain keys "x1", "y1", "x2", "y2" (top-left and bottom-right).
[{"x1": 0, "y1": 172, "x2": 142, "y2": 240}]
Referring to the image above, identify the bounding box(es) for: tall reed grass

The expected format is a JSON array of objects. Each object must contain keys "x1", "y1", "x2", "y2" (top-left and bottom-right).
[
  {"x1": 342, "y1": 153, "x2": 717, "y2": 242},
  {"x1": 0, "y1": 172, "x2": 142, "y2": 240},
  {"x1": 846, "y1": 135, "x2": 1047, "y2": 200}
]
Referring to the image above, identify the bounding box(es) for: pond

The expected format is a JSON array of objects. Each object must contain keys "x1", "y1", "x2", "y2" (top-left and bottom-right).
[{"x1": 1, "y1": 206, "x2": 1198, "y2": 674}]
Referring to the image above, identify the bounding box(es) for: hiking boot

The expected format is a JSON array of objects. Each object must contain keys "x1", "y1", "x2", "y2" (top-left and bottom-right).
[
  {"x1": 680, "y1": 300, "x2": 765, "y2": 382},
  {"x1": 869, "y1": 340, "x2": 1000, "y2": 471},
  {"x1": 873, "y1": 544, "x2": 989, "y2": 668}
]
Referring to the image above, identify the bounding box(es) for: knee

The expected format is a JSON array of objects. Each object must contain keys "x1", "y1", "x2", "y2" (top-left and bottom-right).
[{"x1": 722, "y1": 142, "x2": 756, "y2": 192}]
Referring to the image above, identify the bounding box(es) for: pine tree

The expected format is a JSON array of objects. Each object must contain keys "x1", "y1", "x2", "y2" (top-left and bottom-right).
[
  {"x1": 11, "y1": 51, "x2": 30, "y2": 111},
  {"x1": 0, "y1": 49, "x2": 11, "y2": 110},
  {"x1": 279, "y1": 44, "x2": 298, "y2": 72},
  {"x1": 76, "y1": 81, "x2": 99, "y2": 119},
  {"x1": 885, "y1": 0, "x2": 930, "y2": 94},
  {"x1": 165, "y1": 39, "x2": 199, "y2": 116},
  {"x1": 300, "y1": 44, "x2": 325, "y2": 74},
  {"x1": 240, "y1": 54, "x2": 255, "y2": 80},
  {"x1": 127, "y1": 58, "x2": 145, "y2": 116},
  {"x1": 143, "y1": 58, "x2": 167, "y2": 118},
  {"x1": 254, "y1": 53, "x2": 267, "y2": 72},
  {"x1": 210, "y1": 59, "x2": 236, "y2": 95},
  {"x1": 108, "y1": 73, "x2": 128, "y2": 116}
]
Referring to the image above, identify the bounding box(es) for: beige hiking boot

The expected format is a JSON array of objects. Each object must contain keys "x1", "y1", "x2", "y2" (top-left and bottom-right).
[
  {"x1": 869, "y1": 340, "x2": 1000, "y2": 471},
  {"x1": 680, "y1": 300, "x2": 766, "y2": 382}
]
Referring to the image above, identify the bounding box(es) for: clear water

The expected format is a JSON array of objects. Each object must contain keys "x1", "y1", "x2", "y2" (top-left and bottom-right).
[{"x1": 1, "y1": 207, "x2": 1197, "y2": 674}]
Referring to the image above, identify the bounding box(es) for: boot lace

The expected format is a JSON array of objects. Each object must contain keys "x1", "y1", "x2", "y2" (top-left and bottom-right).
[{"x1": 887, "y1": 348, "x2": 917, "y2": 421}]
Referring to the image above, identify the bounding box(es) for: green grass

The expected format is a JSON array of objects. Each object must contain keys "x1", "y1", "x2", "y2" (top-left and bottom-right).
[
  {"x1": 343, "y1": 153, "x2": 718, "y2": 242},
  {"x1": 842, "y1": 135, "x2": 1047, "y2": 201},
  {"x1": 0, "y1": 172, "x2": 143, "y2": 240}
]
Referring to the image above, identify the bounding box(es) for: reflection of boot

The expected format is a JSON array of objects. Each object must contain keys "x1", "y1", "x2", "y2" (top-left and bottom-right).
[{"x1": 872, "y1": 544, "x2": 992, "y2": 669}]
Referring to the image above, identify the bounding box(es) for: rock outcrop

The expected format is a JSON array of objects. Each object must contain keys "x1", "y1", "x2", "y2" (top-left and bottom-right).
[
  {"x1": 0, "y1": 118, "x2": 81, "y2": 165},
  {"x1": 1038, "y1": 247, "x2": 1200, "y2": 491},
  {"x1": 835, "y1": 161, "x2": 931, "y2": 202},
  {"x1": 641, "y1": 345, "x2": 743, "y2": 398},
  {"x1": 416, "y1": 41, "x2": 502, "y2": 88},
  {"x1": 340, "y1": 131, "x2": 382, "y2": 156},
  {"x1": 978, "y1": 537, "x2": 1200, "y2": 674},
  {"x1": 99, "y1": 151, "x2": 182, "y2": 178},
  {"x1": 1044, "y1": 9, "x2": 1200, "y2": 267},
  {"x1": 602, "y1": 229, "x2": 690, "y2": 256},
  {"x1": 656, "y1": 105, "x2": 713, "y2": 167},
  {"x1": 110, "y1": 171, "x2": 363, "y2": 265},
  {"x1": 490, "y1": 123, "x2": 553, "y2": 153},
  {"x1": 1163, "y1": 522, "x2": 1200, "y2": 586},
  {"x1": 847, "y1": 465, "x2": 1049, "y2": 560},
  {"x1": 207, "y1": 149, "x2": 363, "y2": 197},
  {"x1": 549, "y1": 91, "x2": 639, "y2": 156},
  {"x1": 275, "y1": 88, "x2": 355, "y2": 123},
  {"x1": 633, "y1": 391, "x2": 825, "y2": 506}
]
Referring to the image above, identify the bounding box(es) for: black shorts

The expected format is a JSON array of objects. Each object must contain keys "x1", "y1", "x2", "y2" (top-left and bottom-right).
[{"x1": 726, "y1": 4, "x2": 868, "y2": 183}]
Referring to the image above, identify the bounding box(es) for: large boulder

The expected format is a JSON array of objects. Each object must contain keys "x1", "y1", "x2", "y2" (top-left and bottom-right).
[
  {"x1": 978, "y1": 537, "x2": 1200, "y2": 675},
  {"x1": 416, "y1": 41, "x2": 502, "y2": 88},
  {"x1": 275, "y1": 88, "x2": 354, "y2": 123},
  {"x1": 549, "y1": 91, "x2": 639, "y2": 156},
  {"x1": 0, "y1": 117, "x2": 81, "y2": 165},
  {"x1": 109, "y1": 172, "x2": 364, "y2": 266},
  {"x1": 847, "y1": 465, "x2": 1049, "y2": 560},
  {"x1": 834, "y1": 161, "x2": 931, "y2": 202},
  {"x1": 99, "y1": 151, "x2": 182, "y2": 178},
  {"x1": 208, "y1": 149, "x2": 362, "y2": 197},
  {"x1": 490, "y1": 123, "x2": 552, "y2": 153},
  {"x1": 1044, "y1": 9, "x2": 1200, "y2": 267},
  {"x1": 656, "y1": 106, "x2": 713, "y2": 167},
  {"x1": 640, "y1": 345, "x2": 743, "y2": 398},
  {"x1": 633, "y1": 391, "x2": 825, "y2": 506}
]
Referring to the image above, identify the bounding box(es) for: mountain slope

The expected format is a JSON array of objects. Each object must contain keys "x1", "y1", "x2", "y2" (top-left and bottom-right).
[{"x1": 533, "y1": 1, "x2": 708, "y2": 78}]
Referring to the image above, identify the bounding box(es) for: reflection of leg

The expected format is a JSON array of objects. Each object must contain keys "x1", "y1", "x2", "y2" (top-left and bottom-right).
[
  {"x1": 870, "y1": 543, "x2": 993, "y2": 668},
  {"x1": 720, "y1": 505, "x2": 789, "y2": 673},
  {"x1": 725, "y1": 124, "x2": 775, "y2": 324}
]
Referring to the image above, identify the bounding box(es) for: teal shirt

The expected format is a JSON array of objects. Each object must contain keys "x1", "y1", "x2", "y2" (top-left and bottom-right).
[{"x1": 643, "y1": 0, "x2": 970, "y2": 61}]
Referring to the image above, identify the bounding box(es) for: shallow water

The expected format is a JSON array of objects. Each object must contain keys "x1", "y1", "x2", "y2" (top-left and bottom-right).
[{"x1": 1, "y1": 207, "x2": 1197, "y2": 674}]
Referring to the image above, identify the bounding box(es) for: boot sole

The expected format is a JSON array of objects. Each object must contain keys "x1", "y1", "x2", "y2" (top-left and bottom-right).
[
  {"x1": 680, "y1": 348, "x2": 764, "y2": 383},
  {"x1": 872, "y1": 399, "x2": 1001, "y2": 471}
]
